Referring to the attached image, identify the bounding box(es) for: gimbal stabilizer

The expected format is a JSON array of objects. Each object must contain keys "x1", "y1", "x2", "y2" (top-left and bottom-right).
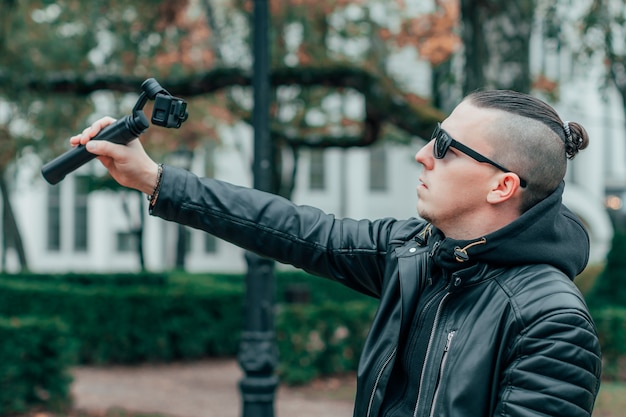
[{"x1": 41, "y1": 78, "x2": 188, "y2": 185}]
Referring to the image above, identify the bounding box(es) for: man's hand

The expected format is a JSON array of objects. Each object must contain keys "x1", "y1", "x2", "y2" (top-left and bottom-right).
[{"x1": 70, "y1": 117, "x2": 160, "y2": 195}]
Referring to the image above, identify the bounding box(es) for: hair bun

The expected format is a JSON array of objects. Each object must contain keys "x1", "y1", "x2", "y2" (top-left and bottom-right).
[{"x1": 563, "y1": 121, "x2": 589, "y2": 159}]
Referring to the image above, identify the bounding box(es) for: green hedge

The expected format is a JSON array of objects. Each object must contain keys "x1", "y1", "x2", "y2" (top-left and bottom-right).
[
  {"x1": 276, "y1": 300, "x2": 376, "y2": 385},
  {"x1": 195, "y1": 270, "x2": 374, "y2": 304},
  {"x1": 6, "y1": 267, "x2": 626, "y2": 387},
  {"x1": 591, "y1": 307, "x2": 626, "y2": 380},
  {"x1": 586, "y1": 231, "x2": 626, "y2": 308},
  {"x1": 0, "y1": 316, "x2": 77, "y2": 415},
  {"x1": 0, "y1": 278, "x2": 243, "y2": 364},
  {"x1": 584, "y1": 231, "x2": 626, "y2": 381},
  {"x1": 2, "y1": 272, "x2": 168, "y2": 287},
  {"x1": 0, "y1": 271, "x2": 378, "y2": 386}
]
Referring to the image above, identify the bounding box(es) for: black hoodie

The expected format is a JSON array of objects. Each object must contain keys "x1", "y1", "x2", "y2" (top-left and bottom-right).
[{"x1": 429, "y1": 181, "x2": 589, "y2": 280}]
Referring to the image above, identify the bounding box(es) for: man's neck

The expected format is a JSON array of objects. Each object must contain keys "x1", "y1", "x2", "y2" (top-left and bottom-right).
[{"x1": 439, "y1": 208, "x2": 520, "y2": 240}]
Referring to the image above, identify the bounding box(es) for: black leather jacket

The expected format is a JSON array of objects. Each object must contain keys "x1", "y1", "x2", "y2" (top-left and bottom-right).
[{"x1": 151, "y1": 166, "x2": 602, "y2": 417}]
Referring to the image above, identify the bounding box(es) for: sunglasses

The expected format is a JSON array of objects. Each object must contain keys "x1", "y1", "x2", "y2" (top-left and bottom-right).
[{"x1": 431, "y1": 123, "x2": 527, "y2": 188}]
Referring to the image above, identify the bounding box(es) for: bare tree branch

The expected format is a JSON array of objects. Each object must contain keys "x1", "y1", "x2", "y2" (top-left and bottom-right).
[{"x1": 4, "y1": 66, "x2": 444, "y2": 140}]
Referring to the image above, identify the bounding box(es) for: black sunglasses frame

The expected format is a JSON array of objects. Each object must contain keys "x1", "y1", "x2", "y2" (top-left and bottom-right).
[{"x1": 431, "y1": 123, "x2": 527, "y2": 188}]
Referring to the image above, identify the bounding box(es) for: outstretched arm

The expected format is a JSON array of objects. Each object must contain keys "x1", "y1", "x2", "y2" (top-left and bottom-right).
[{"x1": 70, "y1": 117, "x2": 400, "y2": 296}]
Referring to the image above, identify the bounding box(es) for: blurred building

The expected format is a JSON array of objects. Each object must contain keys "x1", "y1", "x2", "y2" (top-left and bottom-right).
[
  {"x1": 2, "y1": 7, "x2": 621, "y2": 274},
  {"x1": 6, "y1": 99, "x2": 618, "y2": 273}
]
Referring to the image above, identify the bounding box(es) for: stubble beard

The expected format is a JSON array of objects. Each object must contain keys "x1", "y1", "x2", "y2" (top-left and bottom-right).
[{"x1": 417, "y1": 204, "x2": 434, "y2": 224}]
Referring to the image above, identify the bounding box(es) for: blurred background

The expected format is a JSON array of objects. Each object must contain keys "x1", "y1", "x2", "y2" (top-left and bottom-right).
[{"x1": 1, "y1": 0, "x2": 626, "y2": 416}]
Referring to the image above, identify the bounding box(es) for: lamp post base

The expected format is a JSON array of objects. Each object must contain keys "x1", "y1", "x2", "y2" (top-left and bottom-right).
[
  {"x1": 239, "y1": 252, "x2": 279, "y2": 417},
  {"x1": 239, "y1": 372, "x2": 279, "y2": 417}
]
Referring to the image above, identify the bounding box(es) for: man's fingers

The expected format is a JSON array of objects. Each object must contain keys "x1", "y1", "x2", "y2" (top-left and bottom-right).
[
  {"x1": 69, "y1": 134, "x2": 82, "y2": 147},
  {"x1": 86, "y1": 137, "x2": 142, "y2": 160},
  {"x1": 75, "y1": 117, "x2": 117, "y2": 145},
  {"x1": 90, "y1": 116, "x2": 117, "y2": 133}
]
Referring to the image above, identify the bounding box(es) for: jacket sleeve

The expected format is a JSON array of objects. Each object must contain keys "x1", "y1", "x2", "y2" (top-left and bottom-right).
[
  {"x1": 150, "y1": 165, "x2": 407, "y2": 297},
  {"x1": 495, "y1": 302, "x2": 602, "y2": 416}
]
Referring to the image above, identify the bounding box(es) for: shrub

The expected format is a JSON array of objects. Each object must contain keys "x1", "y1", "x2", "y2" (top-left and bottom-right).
[
  {"x1": 1, "y1": 272, "x2": 167, "y2": 287},
  {"x1": 590, "y1": 307, "x2": 626, "y2": 380},
  {"x1": 276, "y1": 300, "x2": 376, "y2": 385},
  {"x1": 585, "y1": 231, "x2": 626, "y2": 381},
  {"x1": 0, "y1": 316, "x2": 77, "y2": 415},
  {"x1": 0, "y1": 270, "x2": 378, "y2": 385},
  {"x1": 586, "y1": 231, "x2": 626, "y2": 307},
  {"x1": 0, "y1": 278, "x2": 243, "y2": 363}
]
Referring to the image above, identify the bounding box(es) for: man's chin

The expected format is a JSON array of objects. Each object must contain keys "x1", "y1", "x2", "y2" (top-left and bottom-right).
[{"x1": 416, "y1": 206, "x2": 432, "y2": 223}]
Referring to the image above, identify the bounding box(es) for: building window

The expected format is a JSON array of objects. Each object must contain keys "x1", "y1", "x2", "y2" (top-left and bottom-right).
[
  {"x1": 73, "y1": 177, "x2": 89, "y2": 252},
  {"x1": 46, "y1": 185, "x2": 61, "y2": 251},
  {"x1": 116, "y1": 231, "x2": 137, "y2": 253},
  {"x1": 369, "y1": 144, "x2": 387, "y2": 191},
  {"x1": 205, "y1": 234, "x2": 217, "y2": 253},
  {"x1": 309, "y1": 149, "x2": 325, "y2": 190}
]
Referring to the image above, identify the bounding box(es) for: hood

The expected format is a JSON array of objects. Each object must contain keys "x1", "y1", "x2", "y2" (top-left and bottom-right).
[{"x1": 429, "y1": 182, "x2": 589, "y2": 280}]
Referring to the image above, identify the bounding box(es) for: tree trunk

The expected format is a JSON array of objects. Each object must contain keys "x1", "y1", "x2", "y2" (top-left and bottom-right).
[
  {"x1": 460, "y1": 0, "x2": 535, "y2": 94},
  {"x1": 0, "y1": 174, "x2": 28, "y2": 271}
]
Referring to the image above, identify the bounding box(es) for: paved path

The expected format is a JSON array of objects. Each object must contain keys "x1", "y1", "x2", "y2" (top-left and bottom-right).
[{"x1": 71, "y1": 359, "x2": 356, "y2": 417}]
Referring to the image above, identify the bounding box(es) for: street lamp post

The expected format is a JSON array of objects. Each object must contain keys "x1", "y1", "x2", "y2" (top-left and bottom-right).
[{"x1": 238, "y1": 1, "x2": 279, "y2": 417}]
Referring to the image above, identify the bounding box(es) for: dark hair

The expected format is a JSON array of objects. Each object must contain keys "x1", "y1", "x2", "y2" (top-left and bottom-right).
[{"x1": 465, "y1": 90, "x2": 589, "y2": 211}]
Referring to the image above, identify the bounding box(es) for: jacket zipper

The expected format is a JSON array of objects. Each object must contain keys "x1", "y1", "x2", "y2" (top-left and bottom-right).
[
  {"x1": 413, "y1": 290, "x2": 452, "y2": 417},
  {"x1": 428, "y1": 330, "x2": 456, "y2": 417},
  {"x1": 366, "y1": 347, "x2": 397, "y2": 417}
]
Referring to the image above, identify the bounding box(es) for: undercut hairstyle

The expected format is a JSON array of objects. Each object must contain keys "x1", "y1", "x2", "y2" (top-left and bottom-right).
[{"x1": 465, "y1": 90, "x2": 589, "y2": 212}]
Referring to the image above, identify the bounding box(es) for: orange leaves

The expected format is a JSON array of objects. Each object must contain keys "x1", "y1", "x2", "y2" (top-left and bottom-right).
[
  {"x1": 532, "y1": 74, "x2": 559, "y2": 100},
  {"x1": 156, "y1": 0, "x2": 191, "y2": 30},
  {"x1": 393, "y1": 0, "x2": 461, "y2": 66},
  {"x1": 268, "y1": 0, "x2": 366, "y2": 15},
  {"x1": 264, "y1": 0, "x2": 461, "y2": 68},
  {"x1": 153, "y1": 0, "x2": 216, "y2": 73},
  {"x1": 297, "y1": 45, "x2": 313, "y2": 66}
]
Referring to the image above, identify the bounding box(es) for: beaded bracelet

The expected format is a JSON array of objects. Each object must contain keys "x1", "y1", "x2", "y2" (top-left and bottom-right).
[{"x1": 147, "y1": 163, "x2": 164, "y2": 206}]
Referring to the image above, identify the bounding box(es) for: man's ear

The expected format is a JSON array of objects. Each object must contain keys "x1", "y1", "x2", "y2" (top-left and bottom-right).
[{"x1": 486, "y1": 173, "x2": 522, "y2": 204}]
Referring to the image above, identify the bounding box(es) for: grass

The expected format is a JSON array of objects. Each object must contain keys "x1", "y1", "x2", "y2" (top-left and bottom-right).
[{"x1": 594, "y1": 381, "x2": 626, "y2": 417}]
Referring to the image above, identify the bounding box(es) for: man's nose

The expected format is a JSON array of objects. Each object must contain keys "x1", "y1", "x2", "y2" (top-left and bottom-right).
[{"x1": 415, "y1": 140, "x2": 434, "y2": 166}]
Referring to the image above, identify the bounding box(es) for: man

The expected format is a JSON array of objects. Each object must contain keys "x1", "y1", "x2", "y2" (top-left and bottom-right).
[{"x1": 71, "y1": 90, "x2": 602, "y2": 416}]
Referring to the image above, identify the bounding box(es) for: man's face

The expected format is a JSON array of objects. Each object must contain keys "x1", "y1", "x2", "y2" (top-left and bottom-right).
[{"x1": 415, "y1": 101, "x2": 503, "y2": 237}]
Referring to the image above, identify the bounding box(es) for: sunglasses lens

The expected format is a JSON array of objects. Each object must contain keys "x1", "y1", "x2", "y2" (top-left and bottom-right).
[{"x1": 433, "y1": 127, "x2": 449, "y2": 159}]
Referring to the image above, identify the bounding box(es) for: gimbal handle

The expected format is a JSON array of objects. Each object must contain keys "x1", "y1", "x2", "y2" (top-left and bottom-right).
[{"x1": 41, "y1": 112, "x2": 149, "y2": 185}]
